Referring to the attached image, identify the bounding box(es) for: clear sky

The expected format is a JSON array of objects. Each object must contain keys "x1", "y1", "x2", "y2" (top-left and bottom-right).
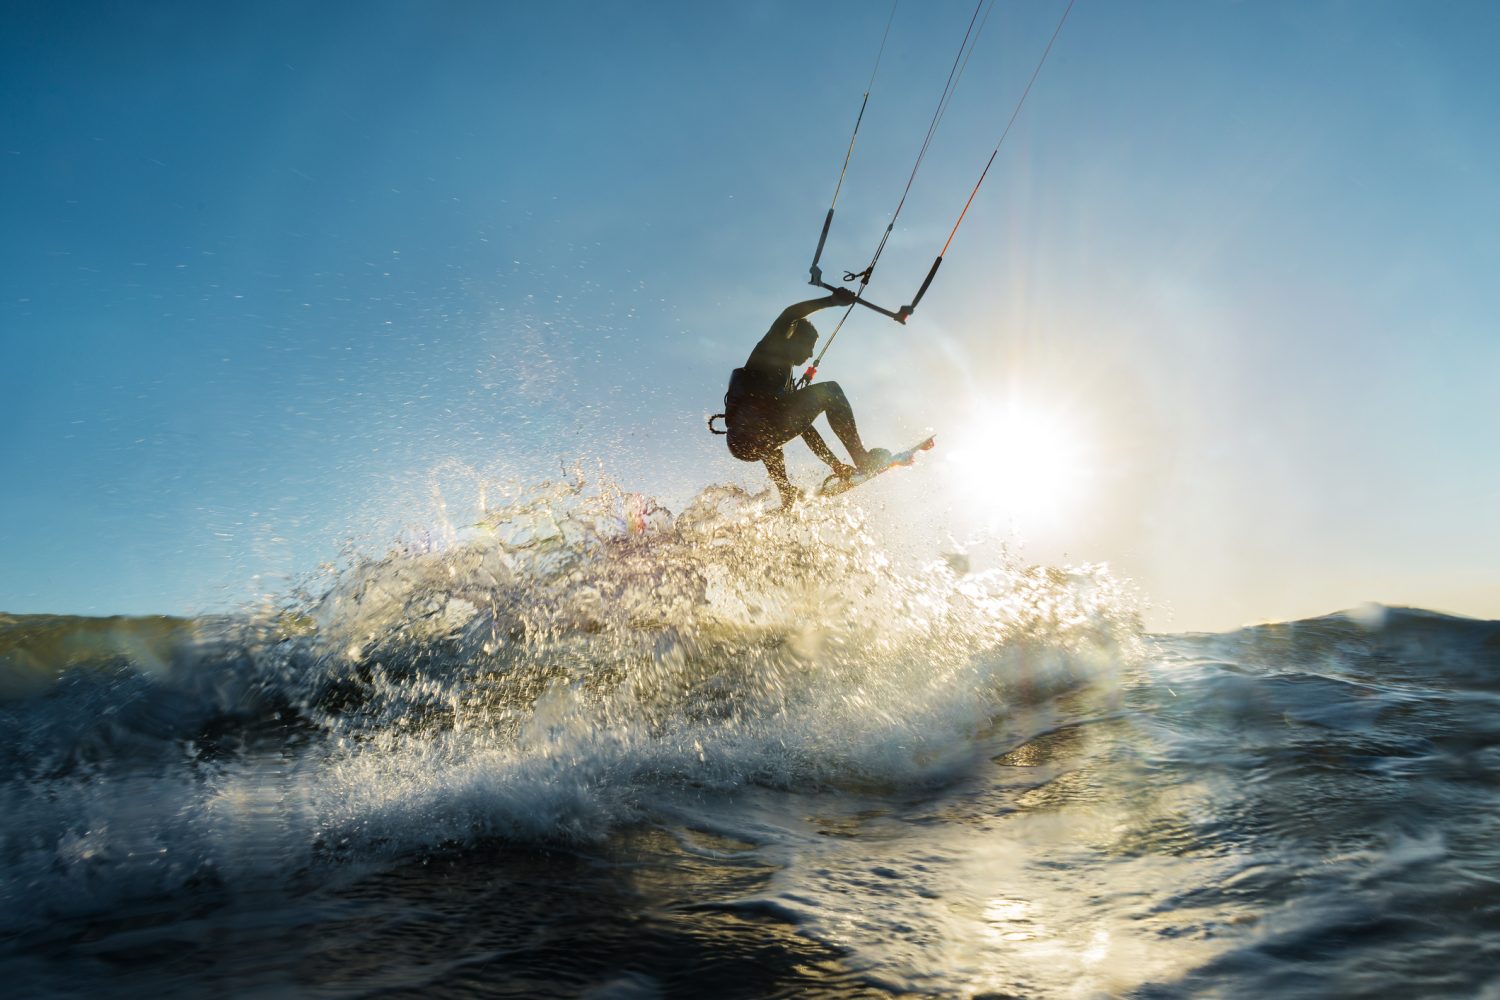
[{"x1": 3, "y1": 1, "x2": 1497, "y2": 632}]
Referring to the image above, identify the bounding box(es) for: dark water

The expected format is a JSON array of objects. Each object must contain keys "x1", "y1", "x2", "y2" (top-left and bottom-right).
[{"x1": 3, "y1": 481, "x2": 1498, "y2": 998}]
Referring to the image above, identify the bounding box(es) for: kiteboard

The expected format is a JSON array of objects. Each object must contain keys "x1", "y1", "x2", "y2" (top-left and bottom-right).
[{"x1": 817, "y1": 436, "x2": 935, "y2": 498}]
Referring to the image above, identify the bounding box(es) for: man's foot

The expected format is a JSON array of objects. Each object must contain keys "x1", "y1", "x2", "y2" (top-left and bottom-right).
[{"x1": 856, "y1": 448, "x2": 892, "y2": 476}]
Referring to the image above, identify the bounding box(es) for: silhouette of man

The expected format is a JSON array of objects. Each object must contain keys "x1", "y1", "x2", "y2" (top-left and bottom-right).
[{"x1": 721, "y1": 289, "x2": 889, "y2": 508}]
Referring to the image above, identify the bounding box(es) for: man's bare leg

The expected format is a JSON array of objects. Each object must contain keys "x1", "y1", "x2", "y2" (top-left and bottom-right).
[
  {"x1": 800, "y1": 428, "x2": 855, "y2": 479},
  {"x1": 786, "y1": 382, "x2": 879, "y2": 470},
  {"x1": 762, "y1": 450, "x2": 802, "y2": 509}
]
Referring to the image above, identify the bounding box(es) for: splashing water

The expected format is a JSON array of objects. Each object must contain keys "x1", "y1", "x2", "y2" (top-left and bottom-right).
[
  {"x1": 5, "y1": 475, "x2": 1497, "y2": 997},
  {"x1": 0, "y1": 470, "x2": 1140, "y2": 952}
]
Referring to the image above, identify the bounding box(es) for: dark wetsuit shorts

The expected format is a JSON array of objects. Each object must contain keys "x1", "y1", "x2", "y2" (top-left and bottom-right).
[{"x1": 723, "y1": 368, "x2": 842, "y2": 462}]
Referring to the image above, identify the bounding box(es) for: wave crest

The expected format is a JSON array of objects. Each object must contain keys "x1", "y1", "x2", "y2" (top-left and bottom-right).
[{"x1": 0, "y1": 472, "x2": 1143, "y2": 932}]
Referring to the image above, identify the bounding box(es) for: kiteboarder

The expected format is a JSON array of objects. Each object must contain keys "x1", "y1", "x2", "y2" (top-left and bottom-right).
[
  {"x1": 705, "y1": 0, "x2": 1070, "y2": 508},
  {"x1": 719, "y1": 289, "x2": 890, "y2": 508}
]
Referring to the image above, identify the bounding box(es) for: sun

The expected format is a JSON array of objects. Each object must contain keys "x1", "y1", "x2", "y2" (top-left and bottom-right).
[{"x1": 941, "y1": 397, "x2": 1093, "y2": 532}]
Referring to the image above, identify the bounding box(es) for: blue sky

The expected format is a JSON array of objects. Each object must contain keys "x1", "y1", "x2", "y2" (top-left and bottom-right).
[{"x1": 3, "y1": 1, "x2": 1497, "y2": 631}]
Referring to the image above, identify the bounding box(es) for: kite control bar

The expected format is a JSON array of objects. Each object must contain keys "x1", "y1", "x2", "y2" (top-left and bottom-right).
[
  {"x1": 811, "y1": 278, "x2": 906, "y2": 323},
  {"x1": 796, "y1": 227, "x2": 942, "y2": 389},
  {"x1": 809, "y1": 209, "x2": 943, "y2": 325}
]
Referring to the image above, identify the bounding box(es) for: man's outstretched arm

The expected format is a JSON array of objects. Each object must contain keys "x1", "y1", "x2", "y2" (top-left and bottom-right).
[{"x1": 770, "y1": 288, "x2": 856, "y2": 334}]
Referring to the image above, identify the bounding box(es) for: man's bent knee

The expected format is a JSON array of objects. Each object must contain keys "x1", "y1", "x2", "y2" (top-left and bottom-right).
[
  {"x1": 810, "y1": 386, "x2": 846, "y2": 413},
  {"x1": 810, "y1": 381, "x2": 849, "y2": 407}
]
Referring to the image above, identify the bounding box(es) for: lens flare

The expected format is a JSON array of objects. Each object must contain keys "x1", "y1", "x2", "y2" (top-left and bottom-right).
[{"x1": 942, "y1": 398, "x2": 1093, "y2": 532}]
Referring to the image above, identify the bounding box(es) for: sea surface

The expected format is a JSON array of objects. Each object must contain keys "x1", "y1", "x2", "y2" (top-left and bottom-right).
[{"x1": 3, "y1": 479, "x2": 1498, "y2": 999}]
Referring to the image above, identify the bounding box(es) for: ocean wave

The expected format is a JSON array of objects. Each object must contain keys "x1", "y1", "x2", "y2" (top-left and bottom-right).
[{"x1": 0, "y1": 473, "x2": 1140, "y2": 934}]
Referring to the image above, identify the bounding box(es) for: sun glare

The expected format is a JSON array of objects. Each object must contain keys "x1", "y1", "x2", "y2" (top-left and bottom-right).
[{"x1": 942, "y1": 398, "x2": 1093, "y2": 532}]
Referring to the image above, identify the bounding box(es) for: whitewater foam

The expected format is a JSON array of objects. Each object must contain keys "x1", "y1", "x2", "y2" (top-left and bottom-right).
[{"x1": 0, "y1": 472, "x2": 1142, "y2": 938}]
